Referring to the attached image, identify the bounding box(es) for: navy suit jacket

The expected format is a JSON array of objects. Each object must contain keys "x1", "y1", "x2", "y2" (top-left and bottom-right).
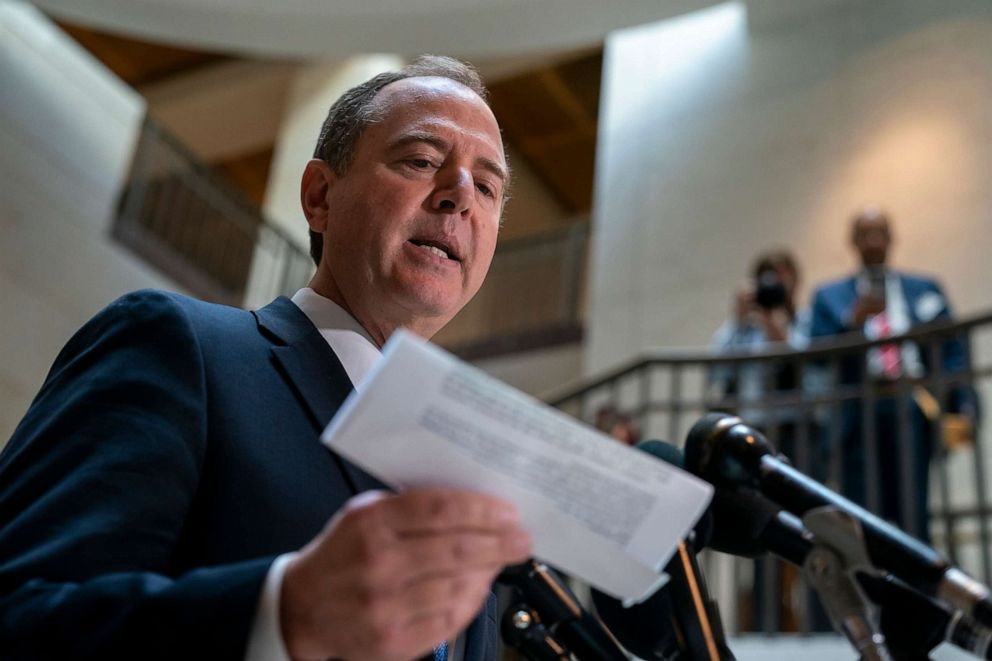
[
  {"x1": 809, "y1": 271, "x2": 970, "y2": 409},
  {"x1": 0, "y1": 290, "x2": 497, "y2": 660}
]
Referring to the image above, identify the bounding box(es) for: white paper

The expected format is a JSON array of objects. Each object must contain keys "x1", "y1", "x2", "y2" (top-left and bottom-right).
[{"x1": 322, "y1": 330, "x2": 713, "y2": 602}]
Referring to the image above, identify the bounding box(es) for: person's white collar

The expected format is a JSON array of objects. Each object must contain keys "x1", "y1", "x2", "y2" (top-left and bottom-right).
[{"x1": 290, "y1": 288, "x2": 381, "y2": 389}]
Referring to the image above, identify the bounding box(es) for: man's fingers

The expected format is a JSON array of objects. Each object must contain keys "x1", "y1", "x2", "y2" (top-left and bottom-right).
[
  {"x1": 281, "y1": 488, "x2": 527, "y2": 661},
  {"x1": 373, "y1": 488, "x2": 521, "y2": 535},
  {"x1": 334, "y1": 489, "x2": 530, "y2": 575},
  {"x1": 357, "y1": 575, "x2": 494, "y2": 661},
  {"x1": 389, "y1": 575, "x2": 496, "y2": 654},
  {"x1": 394, "y1": 527, "x2": 532, "y2": 575},
  {"x1": 391, "y1": 567, "x2": 498, "y2": 622}
]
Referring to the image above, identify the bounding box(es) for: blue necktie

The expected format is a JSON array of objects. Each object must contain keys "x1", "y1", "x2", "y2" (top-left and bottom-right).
[{"x1": 433, "y1": 641, "x2": 448, "y2": 661}]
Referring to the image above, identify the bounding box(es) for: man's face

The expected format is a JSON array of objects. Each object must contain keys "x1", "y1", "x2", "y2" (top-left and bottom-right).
[
  {"x1": 852, "y1": 214, "x2": 891, "y2": 267},
  {"x1": 309, "y1": 77, "x2": 507, "y2": 341}
]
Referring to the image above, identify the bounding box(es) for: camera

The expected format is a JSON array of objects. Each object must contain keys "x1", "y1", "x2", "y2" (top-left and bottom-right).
[{"x1": 754, "y1": 272, "x2": 788, "y2": 309}]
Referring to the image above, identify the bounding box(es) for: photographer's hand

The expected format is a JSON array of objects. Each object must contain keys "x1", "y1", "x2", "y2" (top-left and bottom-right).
[
  {"x1": 757, "y1": 307, "x2": 790, "y2": 342},
  {"x1": 733, "y1": 284, "x2": 756, "y2": 326}
]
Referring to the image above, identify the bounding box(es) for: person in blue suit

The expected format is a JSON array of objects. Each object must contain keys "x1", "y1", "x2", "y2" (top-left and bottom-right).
[
  {"x1": 809, "y1": 208, "x2": 975, "y2": 543},
  {"x1": 0, "y1": 56, "x2": 531, "y2": 660}
]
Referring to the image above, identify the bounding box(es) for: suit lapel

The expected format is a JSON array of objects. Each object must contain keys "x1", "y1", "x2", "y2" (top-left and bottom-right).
[
  {"x1": 253, "y1": 297, "x2": 388, "y2": 495},
  {"x1": 898, "y1": 274, "x2": 923, "y2": 324},
  {"x1": 833, "y1": 277, "x2": 860, "y2": 328},
  {"x1": 463, "y1": 591, "x2": 498, "y2": 661}
]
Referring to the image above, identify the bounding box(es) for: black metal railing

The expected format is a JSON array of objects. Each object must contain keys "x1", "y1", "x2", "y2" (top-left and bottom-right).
[
  {"x1": 547, "y1": 313, "x2": 992, "y2": 634},
  {"x1": 114, "y1": 118, "x2": 313, "y2": 306}
]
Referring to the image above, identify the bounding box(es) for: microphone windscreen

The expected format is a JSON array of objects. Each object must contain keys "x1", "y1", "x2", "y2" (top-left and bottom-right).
[{"x1": 636, "y1": 438, "x2": 684, "y2": 468}]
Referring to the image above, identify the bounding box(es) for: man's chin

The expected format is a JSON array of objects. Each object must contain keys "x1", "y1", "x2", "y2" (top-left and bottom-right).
[{"x1": 391, "y1": 286, "x2": 466, "y2": 331}]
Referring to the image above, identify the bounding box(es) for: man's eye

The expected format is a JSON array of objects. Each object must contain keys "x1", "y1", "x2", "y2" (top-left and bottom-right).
[
  {"x1": 476, "y1": 182, "x2": 495, "y2": 198},
  {"x1": 409, "y1": 158, "x2": 434, "y2": 169}
]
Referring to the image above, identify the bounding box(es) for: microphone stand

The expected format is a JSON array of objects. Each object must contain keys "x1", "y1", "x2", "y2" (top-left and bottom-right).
[
  {"x1": 667, "y1": 541, "x2": 736, "y2": 661},
  {"x1": 498, "y1": 560, "x2": 628, "y2": 661},
  {"x1": 861, "y1": 573, "x2": 992, "y2": 661},
  {"x1": 500, "y1": 603, "x2": 570, "y2": 661},
  {"x1": 801, "y1": 506, "x2": 895, "y2": 661}
]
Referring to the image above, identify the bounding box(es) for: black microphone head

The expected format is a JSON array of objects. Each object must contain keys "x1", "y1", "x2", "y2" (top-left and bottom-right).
[
  {"x1": 684, "y1": 412, "x2": 739, "y2": 479},
  {"x1": 634, "y1": 439, "x2": 713, "y2": 548},
  {"x1": 707, "y1": 486, "x2": 781, "y2": 558},
  {"x1": 684, "y1": 411, "x2": 775, "y2": 486}
]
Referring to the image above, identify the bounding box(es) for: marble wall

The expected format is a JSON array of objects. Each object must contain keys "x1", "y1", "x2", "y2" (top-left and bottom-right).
[
  {"x1": 588, "y1": 0, "x2": 992, "y2": 372},
  {"x1": 0, "y1": 3, "x2": 175, "y2": 441}
]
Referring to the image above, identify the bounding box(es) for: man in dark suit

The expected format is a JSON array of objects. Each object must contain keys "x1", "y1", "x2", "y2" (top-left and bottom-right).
[
  {"x1": 0, "y1": 55, "x2": 531, "y2": 660},
  {"x1": 809, "y1": 208, "x2": 973, "y2": 542}
]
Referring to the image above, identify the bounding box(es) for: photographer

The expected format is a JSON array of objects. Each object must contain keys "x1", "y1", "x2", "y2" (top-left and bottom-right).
[
  {"x1": 708, "y1": 250, "x2": 818, "y2": 633},
  {"x1": 709, "y1": 250, "x2": 808, "y2": 426}
]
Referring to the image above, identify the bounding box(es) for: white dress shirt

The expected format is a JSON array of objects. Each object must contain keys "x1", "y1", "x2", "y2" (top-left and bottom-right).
[{"x1": 858, "y1": 271, "x2": 924, "y2": 379}]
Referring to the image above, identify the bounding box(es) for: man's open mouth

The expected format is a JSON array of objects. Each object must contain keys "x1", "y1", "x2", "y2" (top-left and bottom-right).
[{"x1": 409, "y1": 239, "x2": 460, "y2": 262}]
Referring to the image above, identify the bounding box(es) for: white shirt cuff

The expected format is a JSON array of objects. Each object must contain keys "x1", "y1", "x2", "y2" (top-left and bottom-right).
[{"x1": 245, "y1": 552, "x2": 297, "y2": 661}]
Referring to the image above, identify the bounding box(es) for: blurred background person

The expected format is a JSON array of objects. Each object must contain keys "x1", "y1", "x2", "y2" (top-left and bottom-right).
[
  {"x1": 708, "y1": 249, "x2": 823, "y2": 633},
  {"x1": 808, "y1": 207, "x2": 978, "y2": 544},
  {"x1": 594, "y1": 405, "x2": 641, "y2": 446},
  {"x1": 709, "y1": 249, "x2": 809, "y2": 452}
]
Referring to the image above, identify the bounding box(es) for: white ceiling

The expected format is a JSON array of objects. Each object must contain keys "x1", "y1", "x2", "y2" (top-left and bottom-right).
[{"x1": 32, "y1": 0, "x2": 720, "y2": 58}]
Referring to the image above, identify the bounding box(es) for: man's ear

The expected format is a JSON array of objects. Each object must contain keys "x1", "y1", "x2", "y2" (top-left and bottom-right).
[{"x1": 301, "y1": 159, "x2": 335, "y2": 232}]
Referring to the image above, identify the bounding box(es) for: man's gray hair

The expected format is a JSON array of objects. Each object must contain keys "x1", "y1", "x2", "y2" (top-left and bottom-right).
[{"x1": 308, "y1": 55, "x2": 496, "y2": 266}]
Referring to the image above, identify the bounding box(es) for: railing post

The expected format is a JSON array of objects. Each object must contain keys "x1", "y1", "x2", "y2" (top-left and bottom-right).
[
  {"x1": 862, "y1": 352, "x2": 882, "y2": 516},
  {"x1": 959, "y1": 330, "x2": 992, "y2": 584},
  {"x1": 895, "y1": 368, "x2": 918, "y2": 539},
  {"x1": 929, "y1": 336, "x2": 956, "y2": 562},
  {"x1": 669, "y1": 365, "x2": 682, "y2": 444},
  {"x1": 545, "y1": 315, "x2": 992, "y2": 634},
  {"x1": 639, "y1": 364, "x2": 652, "y2": 438}
]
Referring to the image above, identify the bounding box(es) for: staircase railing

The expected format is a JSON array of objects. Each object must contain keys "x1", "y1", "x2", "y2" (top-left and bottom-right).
[
  {"x1": 114, "y1": 117, "x2": 313, "y2": 307},
  {"x1": 547, "y1": 312, "x2": 992, "y2": 633}
]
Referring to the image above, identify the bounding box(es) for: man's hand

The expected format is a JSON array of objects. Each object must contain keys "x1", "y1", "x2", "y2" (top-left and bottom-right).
[
  {"x1": 280, "y1": 488, "x2": 532, "y2": 661},
  {"x1": 850, "y1": 294, "x2": 886, "y2": 329}
]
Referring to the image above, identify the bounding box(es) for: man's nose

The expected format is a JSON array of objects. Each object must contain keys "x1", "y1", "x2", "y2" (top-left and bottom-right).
[{"x1": 431, "y1": 167, "x2": 473, "y2": 215}]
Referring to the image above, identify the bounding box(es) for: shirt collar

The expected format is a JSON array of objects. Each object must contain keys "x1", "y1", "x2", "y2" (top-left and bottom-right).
[{"x1": 290, "y1": 288, "x2": 381, "y2": 389}]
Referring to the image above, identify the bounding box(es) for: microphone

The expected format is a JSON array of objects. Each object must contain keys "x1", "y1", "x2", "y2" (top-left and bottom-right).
[
  {"x1": 708, "y1": 483, "x2": 992, "y2": 659},
  {"x1": 590, "y1": 440, "x2": 733, "y2": 661},
  {"x1": 684, "y1": 412, "x2": 992, "y2": 631},
  {"x1": 706, "y1": 482, "x2": 812, "y2": 562}
]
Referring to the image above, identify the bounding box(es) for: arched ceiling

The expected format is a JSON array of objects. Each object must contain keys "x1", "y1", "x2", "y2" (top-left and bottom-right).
[{"x1": 33, "y1": 0, "x2": 717, "y2": 58}]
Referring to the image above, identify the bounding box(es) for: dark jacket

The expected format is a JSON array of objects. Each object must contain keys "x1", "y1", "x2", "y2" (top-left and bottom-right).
[{"x1": 0, "y1": 290, "x2": 496, "y2": 660}]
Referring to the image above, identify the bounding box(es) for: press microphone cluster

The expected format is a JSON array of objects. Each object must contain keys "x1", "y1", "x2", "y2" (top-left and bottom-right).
[
  {"x1": 683, "y1": 412, "x2": 992, "y2": 632},
  {"x1": 505, "y1": 413, "x2": 992, "y2": 660},
  {"x1": 595, "y1": 429, "x2": 992, "y2": 660},
  {"x1": 701, "y1": 467, "x2": 992, "y2": 659}
]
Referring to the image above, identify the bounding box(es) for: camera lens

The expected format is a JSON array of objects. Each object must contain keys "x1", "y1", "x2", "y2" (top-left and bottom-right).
[{"x1": 755, "y1": 273, "x2": 787, "y2": 309}]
